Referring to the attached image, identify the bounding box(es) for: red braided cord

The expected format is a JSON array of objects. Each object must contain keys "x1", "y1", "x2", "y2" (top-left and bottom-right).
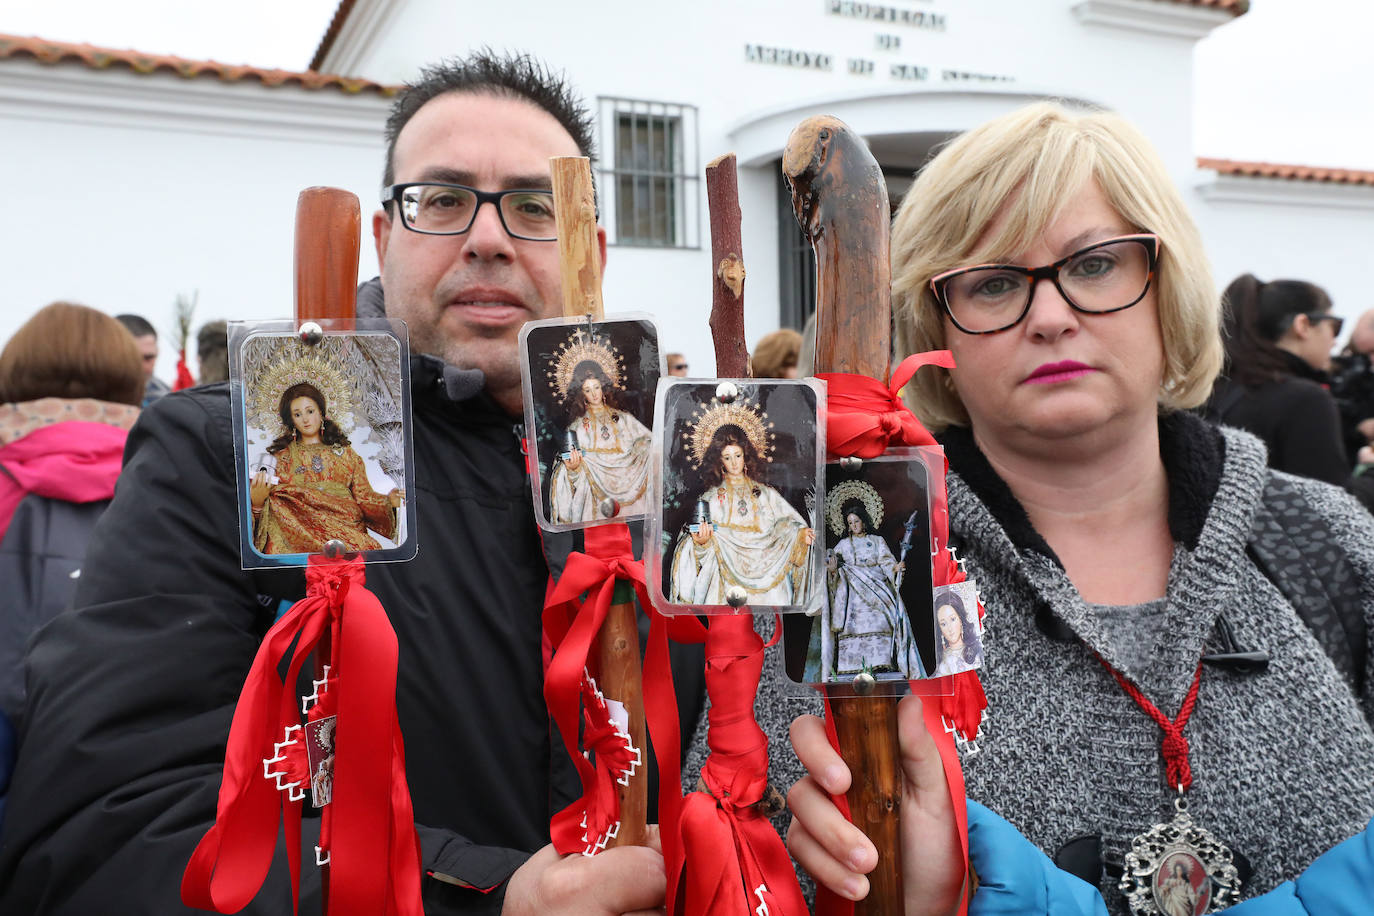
[{"x1": 1097, "y1": 658, "x2": 1204, "y2": 792}]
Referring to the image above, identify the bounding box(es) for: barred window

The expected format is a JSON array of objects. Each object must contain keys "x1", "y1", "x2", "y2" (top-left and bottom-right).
[{"x1": 598, "y1": 98, "x2": 700, "y2": 248}]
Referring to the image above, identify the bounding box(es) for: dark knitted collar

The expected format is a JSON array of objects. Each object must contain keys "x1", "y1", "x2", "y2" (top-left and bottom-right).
[{"x1": 938, "y1": 410, "x2": 1225, "y2": 568}]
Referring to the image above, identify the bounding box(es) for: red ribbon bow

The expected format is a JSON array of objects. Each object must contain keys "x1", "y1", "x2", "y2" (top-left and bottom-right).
[
  {"x1": 677, "y1": 614, "x2": 809, "y2": 915},
  {"x1": 817, "y1": 350, "x2": 955, "y2": 458},
  {"x1": 182, "y1": 556, "x2": 422, "y2": 916},
  {"x1": 543, "y1": 525, "x2": 666, "y2": 855},
  {"x1": 541, "y1": 523, "x2": 712, "y2": 916}
]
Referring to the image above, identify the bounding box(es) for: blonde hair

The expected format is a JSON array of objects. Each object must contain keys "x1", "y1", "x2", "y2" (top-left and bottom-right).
[
  {"x1": 892, "y1": 101, "x2": 1223, "y2": 431},
  {"x1": 750, "y1": 328, "x2": 803, "y2": 378}
]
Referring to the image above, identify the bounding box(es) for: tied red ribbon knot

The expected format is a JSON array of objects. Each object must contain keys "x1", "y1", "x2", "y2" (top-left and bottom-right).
[
  {"x1": 182, "y1": 556, "x2": 422, "y2": 916},
  {"x1": 543, "y1": 525, "x2": 652, "y2": 854},
  {"x1": 540, "y1": 523, "x2": 713, "y2": 915},
  {"x1": 677, "y1": 614, "x2": 808, "y2": 915},
  {"x1": 1098, "y1": 657, "x2": 1204, "y2": 793},
  {"x1": 817, "y1": 350, "x2": 955, "y2": 458}
]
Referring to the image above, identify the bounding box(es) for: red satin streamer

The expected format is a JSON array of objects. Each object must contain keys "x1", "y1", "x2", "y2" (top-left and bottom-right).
[
  {"x1": 676, "y1": 613, "x2": 810, "y2": 915},
  {"x1": 541, "y1": 523, "x2": 711, "y2": 912},
  {"x1": 813, "y1": 350, "x2": 986, "y2": 916},
  {"x1": 182, "y1": 556, "x2": 423, "y2": 916}
]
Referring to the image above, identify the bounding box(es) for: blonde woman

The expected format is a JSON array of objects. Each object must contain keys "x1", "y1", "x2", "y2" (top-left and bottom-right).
[{"x1": 776, "y1": 102, "x2": 1374, "y2": 911}]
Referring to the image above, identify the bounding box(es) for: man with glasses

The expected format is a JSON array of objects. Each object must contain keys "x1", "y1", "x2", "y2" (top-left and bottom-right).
[{"x1": 0, "y1": 52, "x2": 678, "y2": 916}]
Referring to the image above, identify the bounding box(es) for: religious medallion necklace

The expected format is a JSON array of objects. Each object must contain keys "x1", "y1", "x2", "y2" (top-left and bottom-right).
[{"x1": 1098, "y1": 655, "x2": 1242, "y2": 915}]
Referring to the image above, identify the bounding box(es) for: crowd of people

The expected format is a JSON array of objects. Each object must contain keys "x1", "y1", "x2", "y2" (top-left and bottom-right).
[{"x1": 0, "y1": 48, "x2": 1370, "y2": 916}]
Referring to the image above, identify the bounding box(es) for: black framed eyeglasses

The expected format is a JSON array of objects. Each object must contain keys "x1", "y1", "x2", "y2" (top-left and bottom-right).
[
  {"x1": 382, "y1": 182, "x2": 558, "y2": 241},
  {"x1": 930, "y1": 233, "x2": 1161, "y2": 335}
]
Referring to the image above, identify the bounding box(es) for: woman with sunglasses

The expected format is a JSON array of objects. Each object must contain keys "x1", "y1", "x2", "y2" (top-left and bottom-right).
[
  {"x1": 771, "y1": 102, "x2": 1374, "y2": 913},
  {"x1": 1204, "y1": 275, "x2": 1372, "y2": 496}
]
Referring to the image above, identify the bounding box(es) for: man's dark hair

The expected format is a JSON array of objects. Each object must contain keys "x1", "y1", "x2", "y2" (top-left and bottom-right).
[
  {"x1": 382, "y1": 50, "x2": 595, "y2": 189},
  {"x1": 115, "y1": 313, "x2": 157, "y2": 339}
]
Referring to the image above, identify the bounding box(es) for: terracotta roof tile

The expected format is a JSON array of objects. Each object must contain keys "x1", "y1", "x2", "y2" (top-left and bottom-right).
[
  {"x1": 1199, "y1": 157, "x2": 1374, "y2": 186},
  {"x1": 310, "y1": 0, "x2": 358, "y2": 73},
  {"x1": 0, "y1": 32, "x2": 398, "y2": 96}
]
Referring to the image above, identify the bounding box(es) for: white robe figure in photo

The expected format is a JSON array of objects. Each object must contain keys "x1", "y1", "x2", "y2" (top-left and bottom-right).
[
  {"x1": 822, "y1": 509, "x2": 926, "y2": 680},
  {"x1": 549, "y1": 370, "x2": 651, "y2": 523},
  {"x1": 670, "y1": 438, "x2": 813, "y2": 607}
]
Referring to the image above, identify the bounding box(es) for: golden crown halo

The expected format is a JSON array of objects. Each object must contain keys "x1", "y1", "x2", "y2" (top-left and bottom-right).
[
  {"x1": 246, "y1": 337, "x2": 357, "y2": 436},
  {"x1": 825, "y1": 479, "x2": 884, "y2": 537},
  {"x1": 682, "y1": 395, "x2": 774, "y2": 469},
  {"x1": 545, "y1": 329, "x2": 624, "y2": 398}
]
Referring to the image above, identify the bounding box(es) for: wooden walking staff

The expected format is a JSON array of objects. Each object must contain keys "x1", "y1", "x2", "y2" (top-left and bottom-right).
[
  {"x1": 295, "y1": 185, "x2": 361, "y2": 908},
  {"x1": 549, "y1": 156, "x2": 649, "y2": 847},
  {"x1": 783, "y1": 117, "x2": 905, "y2": 913}
]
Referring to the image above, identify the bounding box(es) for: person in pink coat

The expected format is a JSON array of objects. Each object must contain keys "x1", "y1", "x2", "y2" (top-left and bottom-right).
[{"x1": 0, "y1": 302, "x2": 143, "y2": 723}]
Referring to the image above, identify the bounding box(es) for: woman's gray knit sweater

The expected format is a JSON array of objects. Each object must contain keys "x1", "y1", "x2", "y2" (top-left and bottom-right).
[{"x1": 685, "y1": 414, "x2": 1374, "y2": 912}]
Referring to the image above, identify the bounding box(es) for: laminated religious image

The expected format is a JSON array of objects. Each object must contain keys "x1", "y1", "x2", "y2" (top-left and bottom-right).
[
  {"x1": 646, "y1": 379, "x2": 824, "y2": 615},
  {"x1": 518, "y1": 315, "x2": 661, "y2": 532},
  {"x1": 781, "y1": 450, "x2": 960, "y2": 692},
  {"x1": 229, "y1": 320, "x2": 417, "y2": 568},
  {"x1": 305, "y1": 715, "x2": 336, "y2": 808}
]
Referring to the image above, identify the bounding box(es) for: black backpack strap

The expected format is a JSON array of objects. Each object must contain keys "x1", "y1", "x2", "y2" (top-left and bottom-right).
[{"x1": 1247, "y1": 474, "x2": 1368, "y2": 699}]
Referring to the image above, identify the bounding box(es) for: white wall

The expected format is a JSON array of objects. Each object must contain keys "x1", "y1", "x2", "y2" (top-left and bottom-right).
[
  {"x1": 1192, "y1": 178, "x2": 1374, "y2": 323},
  {"x1": 0, "y1": 62, "x2": 389, "y2": 383},
  {"x1": 7, "y1": 0, "x2": 1373, "y2": 388}
]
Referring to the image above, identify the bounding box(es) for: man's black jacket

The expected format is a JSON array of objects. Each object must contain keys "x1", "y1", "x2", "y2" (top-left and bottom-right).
[{"x1": 0, "y1": 357, "x2": 701, "y2": 914}]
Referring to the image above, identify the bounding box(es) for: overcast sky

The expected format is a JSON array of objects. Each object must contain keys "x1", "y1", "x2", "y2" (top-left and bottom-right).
[{"x1": 3, "y1": 0, "x2": 1371, "y2": 169}]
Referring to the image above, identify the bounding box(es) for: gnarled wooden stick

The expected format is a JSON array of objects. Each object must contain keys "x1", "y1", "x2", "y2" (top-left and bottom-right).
[
  {"x1": 549, "y1": 156, "x2": 648, "y2": 849},
  {"x1": 706, "y1": 153, "x2": 748, "y2": 379},
  {"x1": 783, "y1": 116, "x2": 905, "y2": 914}
]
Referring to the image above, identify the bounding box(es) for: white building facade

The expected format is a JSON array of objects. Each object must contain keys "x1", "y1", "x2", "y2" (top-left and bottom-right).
[{"x1": 4, "y1": 0, "x2": 1374, "y2": 376}]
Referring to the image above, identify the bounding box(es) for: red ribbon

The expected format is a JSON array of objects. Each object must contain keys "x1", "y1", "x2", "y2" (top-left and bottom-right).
[
  {"x1": 1098, "y1": 657, "x2": 1204, "y2": 792},
  {"x1": 541, "y1": 522, "x2": 713, "y2": 916},
  {"x1": 182, "y1": 556, "x2": 422, "y2": 916},
  {"x1": 817, "y1": 350, "x2": 955, "y2": 458},
  {"x1": 543, "y1": 524, "x2": 707, "y2": 859},
  {"x1": 676, "y1": 614, "x2": 809, "y2": 915},
  {"x1": 174, "y1": 348, "x2": 196, "y2": 391},
  {"x1": 543, "y1": 524, "x2": 650, "y2": 854}
]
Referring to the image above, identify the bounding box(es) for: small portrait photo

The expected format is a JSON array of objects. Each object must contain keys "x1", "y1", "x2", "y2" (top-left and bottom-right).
[
  {"x1": 1153, "y1": 850, "x2": 1212, "y2": 916},
  {"x1": 519, "y1": 315, "x2": 660, "y2": 531},
  {"x1": 932, "y1": 580, "x2": 984, "y2": 678},
  {"x1": 782, "y1": 454, "x2": 937, "y2": 685},
  {"x1": 652, "y1": 380, "x2": 822, "y2": 613},
  {"x1": 305, "y1": 715, "x2": 336, "y2": 808},
  {"x1": 233, "y1": 325, "x2": 414, "y2": 567}
]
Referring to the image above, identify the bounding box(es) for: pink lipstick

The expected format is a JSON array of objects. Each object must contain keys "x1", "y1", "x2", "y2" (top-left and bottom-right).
[{"x1": 1024, "y1": 360, "x2": 1095, "y2": 384}]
